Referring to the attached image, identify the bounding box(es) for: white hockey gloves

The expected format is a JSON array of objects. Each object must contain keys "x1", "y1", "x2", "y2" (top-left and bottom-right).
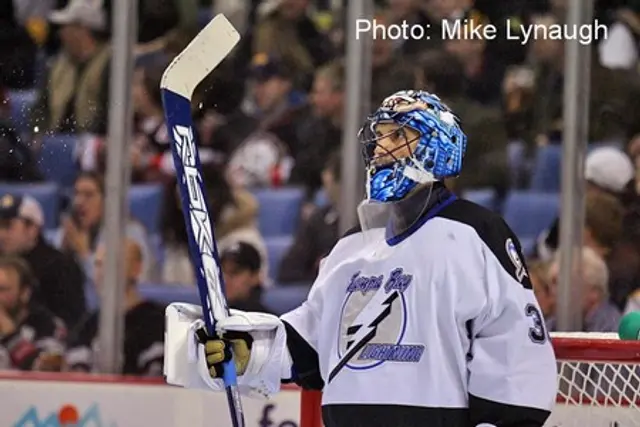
[{"x1": 164, "y1": 303, "x2": 292, "y2": 399}]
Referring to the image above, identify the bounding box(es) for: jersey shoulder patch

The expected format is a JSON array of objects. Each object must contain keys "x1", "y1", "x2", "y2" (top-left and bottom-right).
[{"x1": 436, "y1": 199, "x2": 532, "y2": 289}]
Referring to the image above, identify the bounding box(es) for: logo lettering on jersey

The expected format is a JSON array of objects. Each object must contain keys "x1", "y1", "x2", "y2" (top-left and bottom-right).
[
  {"x1": 505, "y1": 238, "x2": 528, "y2": 282},
  {"x1": 329, "y1": 268, "x2": 424, "y2": 383}
]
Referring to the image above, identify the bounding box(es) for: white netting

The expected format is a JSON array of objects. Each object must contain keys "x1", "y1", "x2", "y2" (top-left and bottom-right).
[{"x1": 545, "y1": 333, "x2": 640, "y2": 427}]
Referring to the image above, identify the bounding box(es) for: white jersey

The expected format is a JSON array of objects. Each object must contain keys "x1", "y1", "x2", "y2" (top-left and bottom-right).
[{"x1": 280, "y1": 191, "x2": 557, "y2": 427}]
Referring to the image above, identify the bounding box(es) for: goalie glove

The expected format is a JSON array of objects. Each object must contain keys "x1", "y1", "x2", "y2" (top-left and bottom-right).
[
  {"x1": 195, "y1": 328, "x2": 254, "y2": 378},
  {"x1": 164, "y1": 303, "x2": 293, "y2": 399}
]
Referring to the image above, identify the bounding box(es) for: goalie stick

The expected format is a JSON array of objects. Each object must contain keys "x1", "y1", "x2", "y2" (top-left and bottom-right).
[{"x1": 160, "y1": 14, "x2": 244, "y2": 427}]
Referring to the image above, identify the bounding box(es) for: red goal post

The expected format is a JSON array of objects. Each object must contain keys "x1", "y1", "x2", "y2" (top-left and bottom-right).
[{"x1": 299, "y1": 333, "x2": 640, "y2": 427}]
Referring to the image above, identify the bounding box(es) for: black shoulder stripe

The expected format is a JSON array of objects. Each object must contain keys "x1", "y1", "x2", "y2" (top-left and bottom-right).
[
  {"x1": 282, "y1": 320, "x2": 324, "y2": 390},
  {"x1": 437, "y1": 199, "x2": 533, "y2": 290}
]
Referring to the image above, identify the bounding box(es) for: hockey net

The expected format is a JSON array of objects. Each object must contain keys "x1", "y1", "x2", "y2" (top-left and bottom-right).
[{"x1": 299, "y1": 333, "x2": 640, "y2": 427}]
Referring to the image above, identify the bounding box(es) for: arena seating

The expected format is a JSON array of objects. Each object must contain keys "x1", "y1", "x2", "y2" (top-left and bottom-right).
[
  {"x1": 529, "y1": 145, "x2": 563, "y2": 192},
  {"x1": 7, "y1": 89, "x2": 38, "y2": 134},
  {"x1": 503, "y1": 191, "x2": 559, "y2": 241},
  {"x1": 462, "y1": 188, "x2": 498, "y2": 211},
  {"x1": 129, "y1": 184, "x2": 164, "y2": 235},
  {"x1": 252, "y1": 187, "x2": 304, "y2": 237},
  {"x1": 37, "y1": 134, "x2": 79, "y2": 187},
  {"x1": 264, "y1": 235, "x2": 294, "y2": 282},
  {"x1": 84, "y1": 281, "x2": 312, "y2": 316}
]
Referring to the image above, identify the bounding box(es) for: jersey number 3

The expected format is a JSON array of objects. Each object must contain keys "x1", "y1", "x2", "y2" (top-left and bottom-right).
[{"x1": 525, "y1": 304, "x2": 547, "y2": 344}]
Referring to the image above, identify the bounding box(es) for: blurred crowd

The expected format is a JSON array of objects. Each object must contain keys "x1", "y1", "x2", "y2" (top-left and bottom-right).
[{"x1": 1, "y1": 0, "x2": 640, "y2": 376}]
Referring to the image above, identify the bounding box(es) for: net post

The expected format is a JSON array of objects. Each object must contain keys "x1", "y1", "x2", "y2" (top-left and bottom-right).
[{"x1": 299, "y1": 390, "x2": 323, "y2": 427}]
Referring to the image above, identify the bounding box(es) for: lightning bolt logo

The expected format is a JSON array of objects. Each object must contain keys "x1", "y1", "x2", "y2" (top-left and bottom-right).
[{"x1": 328, "y1": 288, "x2": 400, "y2": 383}]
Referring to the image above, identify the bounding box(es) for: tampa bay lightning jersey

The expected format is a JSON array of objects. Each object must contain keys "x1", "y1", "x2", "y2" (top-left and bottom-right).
[{"x1": 280, "y1": 192, "x2": 557, "y2": 427}]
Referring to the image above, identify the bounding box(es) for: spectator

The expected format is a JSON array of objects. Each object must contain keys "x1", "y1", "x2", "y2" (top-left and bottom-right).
[
  {"x1": 290, "y1": 60, "x2": 344, "y2": 202},
  {"x1": 108, "y1": 0, "x2": 198, "y2": 46},
  {"x1": 253, "y1": 0, "x2": 333, "y2": 88},
  {"x1": 220, "y1": 241, "x2": 272, "y2": 313},
  {"x1": 221, "y1": 54, "x2": 303, "y2": 187},
  {"x1": 583, "y1": 192, "x2": 625, "y2": 260},
  {"x1": 368, "y1": 14, "x2": 415, "y2": 108},
  {"x1": 624, "y1": 283, "x2": 640, "y2": 314},
  {"x1": 161, "y1": 165, "x2": 268, "y2": 285},
  {"x1": 443, "y1": 10, "x2": 507, "y2": 106},
  {"x1": 31, "y1": 0, "x2": 111, "y2": 135},
  {"x1": 420, "y1": 0, "x2": 475, "y2": 51},
  {"x1": 546, "y1": 247, "x2": 621, "y2": 333},
  {"x1": 598, "y1": 4, "x2": 640, "y2": 71},
  {"x1": 0, "y1": 0, "x2": 40, "y2": 89},
  {"x1": 529, "y1": 260, "x2": 555, "y2": 323},
  {"x1": 278, "y1": 151, "x2": 340, "y2": 284},
  {"x1": 386, "y1": 0, "x2": 439, "y2": 59},
  {"x1": 416, "y1": 49, "x2": 509, "y2": 195},
  {"x1": 130, "y1": 56, "x2": 174, "y2": 184},
  {"x1": 0, "y1": 194, "x2": 86, "y2": 329},
  {"x1": 510, "y1": 13, "x2": 640, "y2": 148},
  {"x1": 536, "y1": 147, "x2": 634, "y2": 262},
  {"x1": 535, "y1": 147, "x2": 637, "y2": 310},
  {"x1": 0, "y1": 122, "x2": 43, "y2": 182},
  {"x1": 56, "y1": 172, "x2": 158, "y2": 282},
  {"x1": 0, "y1": 256, "x2": 66, "y2": 371},
  {"x1": 65, "y1": 238, "x2": 164, "y2": 375}
]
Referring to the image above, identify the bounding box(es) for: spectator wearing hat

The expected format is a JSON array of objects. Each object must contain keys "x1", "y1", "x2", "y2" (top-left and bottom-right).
[
  {"x1": 0, "y1": 194, "x2": 86, "y2": 330},
  {"x1": 220, "y1": 242, "x2": 272, "y2": 313},
  {"x1": 212, "y1": 54, "x2": 305, "y2": 187},
  {"x1": 536, "y1": 147, "x2": 635, "y2": 262},
  {"x1": 30, "y1": 0, "x2": 112, "y2": 135},
  {"x1": 243, "y1": 53, "x2": 306, "y2": 153},
  {"x1": 535, "y1": 147, "x2": 640, "y2": 312},
  {"x1": 598, "y1": 2, "x2": 640, "y2": 71}
]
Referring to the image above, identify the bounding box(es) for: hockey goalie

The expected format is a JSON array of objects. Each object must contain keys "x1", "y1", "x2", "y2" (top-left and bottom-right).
[{"x1": 164, "y1": 90, "x2": 558, "y2": 427}]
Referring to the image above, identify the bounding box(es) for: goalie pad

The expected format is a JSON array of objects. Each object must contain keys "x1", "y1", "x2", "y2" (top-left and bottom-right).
[{"x1": 164, "y1": 303, "x2": 292, "y2": 399}]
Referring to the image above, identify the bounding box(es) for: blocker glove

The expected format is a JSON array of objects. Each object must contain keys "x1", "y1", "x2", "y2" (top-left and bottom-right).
[{"x1": 163, "y1": 305, "x2": 293, "y2": 399}]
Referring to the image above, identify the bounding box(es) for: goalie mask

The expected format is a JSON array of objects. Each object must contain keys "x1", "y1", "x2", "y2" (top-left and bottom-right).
[{"x1": 358, "y1": 90, "x2": 467, "y2": 203}]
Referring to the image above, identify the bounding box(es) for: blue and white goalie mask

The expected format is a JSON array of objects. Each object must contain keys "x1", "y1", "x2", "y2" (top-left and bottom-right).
[{"x1": 358, "y1": 90, "x2": 467, "y2": 203}]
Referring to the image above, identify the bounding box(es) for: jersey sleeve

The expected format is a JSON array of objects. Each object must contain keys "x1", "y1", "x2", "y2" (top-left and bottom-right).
[
  {"x1": 468, "y1": 226, "x2": 557, "y2": 427},
  {"x1": 132, "y1": 307, "x2": 165, "y2": 376},
  {"x1": 277, "y1": 225, "x2": 361, "y2": 390},
  {"x1": 1, "y1": 307, "x2": 67, "y2": 370},
  {"x1": 279, "y1": 279, "x2": 324, "y2": 390},
  {"x1": 65, "y1": 313, "x2": 98, "y2": 372}
]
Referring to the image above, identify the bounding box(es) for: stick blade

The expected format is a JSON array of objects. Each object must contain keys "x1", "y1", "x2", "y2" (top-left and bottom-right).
[{"x1": 160, "y1": 14, "x2": 240, "y2": 98}]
